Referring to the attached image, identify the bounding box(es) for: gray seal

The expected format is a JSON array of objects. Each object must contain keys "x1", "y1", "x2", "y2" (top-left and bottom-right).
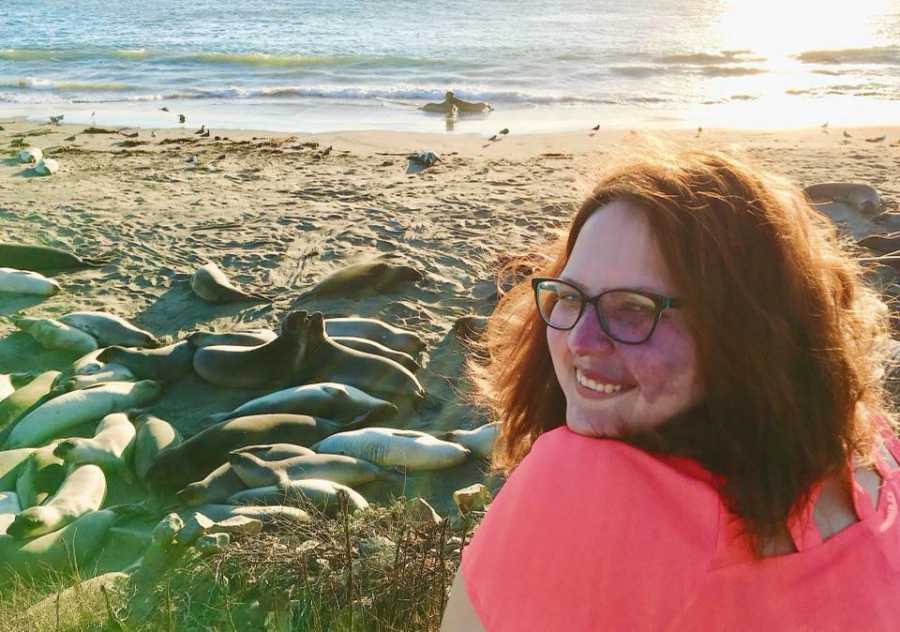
[
  {"x1": 297, "y1": 312, "x2": 425, "y2": 403},
  {"x1": 300, "y1": 260, "x2": 423, "y2": 299},
  {"x1": 331, "y1": 336, "x2": 420, "y2": 372},
  {"x1": 191, "y1": 262, "x2": 271, "y2": 304},
  {"x1": 144, "y1": 413, "x2": 374, "y2": 493},
  {"x1": 98, "y1": 341, "x2": 194, "y2": 383},
  {"x1": 324, "y1": 317, "x2": 425, "y2": 355},
  {"x1": 187, "y1": 329, "x2": 277, "y2": 349},
  {"x1": 59, "y1": 311, "x2": 160, "y2": 348},
  {"x1": 192, "y1": 312, "x2": 309, "y2": 388}
]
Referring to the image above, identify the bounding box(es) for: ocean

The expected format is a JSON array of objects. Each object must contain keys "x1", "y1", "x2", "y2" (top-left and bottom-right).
[{"x1": 1, "y1": 0, "x2": 898, "y2": 133}]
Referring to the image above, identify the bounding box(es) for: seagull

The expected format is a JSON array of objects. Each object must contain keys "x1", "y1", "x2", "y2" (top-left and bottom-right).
[
  {"x1": 195, "y1": 125, "x2": 206, "y2": 135},
  {"x1": 200, "y1": 128, "x2": 210, "y2": 137},
  {"x1": 865, "y1": 135, "x2": 886, "y2": 143},
  {"x1": 697, "y1": 126, "x2": 703, "y2": 136},
  {"x1": 488, "y1": 134, "x2": 498, "y2": 141},
  {"x1": 499, "y1": 128, "x2": 509, "y2": 135},
  {"x1": 843, "y1": 130, "x2": 852, "y2": 138},
  {"x1": 591, "y1": 124, "x2": 600, "y2": 131},
  {"x1": 160, "y1": 107, "x2": 170, "y2": 112},
  {"x1": 151, "y1": 130, "x2": 157, "y2": 138},
  {"x1": 49, "y1": 114, "x2": 64, "y2": 125},
  {"x1": 821, "y1": 122, "x2": 829, "y2": 134},
  {"x1": 178, "y1": 114, "x2": 186, "y2": 124}
]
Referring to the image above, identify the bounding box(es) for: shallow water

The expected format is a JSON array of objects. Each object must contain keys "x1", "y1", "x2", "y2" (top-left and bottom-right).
[{"x1": 1, "y1": 0, "x2": 898, "y2": 132}]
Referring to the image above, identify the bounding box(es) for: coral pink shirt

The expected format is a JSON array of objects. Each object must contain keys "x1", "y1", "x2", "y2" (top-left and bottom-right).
[{"x1": 461, "y1": 426, "x2": 900, "y2": 631}]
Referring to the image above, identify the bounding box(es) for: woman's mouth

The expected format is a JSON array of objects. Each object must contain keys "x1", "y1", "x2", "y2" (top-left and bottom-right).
[{"x1": 575, "y1": 368, "x2": 632, "y2": 398}]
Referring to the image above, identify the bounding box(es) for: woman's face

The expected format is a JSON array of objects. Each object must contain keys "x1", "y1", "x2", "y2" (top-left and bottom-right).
[{"x1": 546, "y1": 199, "x2": 705, "y2": 438}]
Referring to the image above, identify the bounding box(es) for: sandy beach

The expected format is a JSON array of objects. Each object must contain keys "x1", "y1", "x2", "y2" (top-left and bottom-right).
[{"x1": 1, "y1": 119, "x2": 899, "y2": 515}]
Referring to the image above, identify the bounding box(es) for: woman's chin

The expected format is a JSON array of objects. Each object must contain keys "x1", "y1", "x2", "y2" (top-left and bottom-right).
[{"x1": 565, "y1": 415, "x2": 620, "y2": 439}]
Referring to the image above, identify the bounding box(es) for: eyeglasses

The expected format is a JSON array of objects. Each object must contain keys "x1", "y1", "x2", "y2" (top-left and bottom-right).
[{"x1": 531, "y1": 277, "x2": 682, "y2": 344}]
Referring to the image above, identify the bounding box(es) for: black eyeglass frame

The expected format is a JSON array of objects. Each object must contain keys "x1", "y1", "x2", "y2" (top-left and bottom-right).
[{"x1": 531, "y1": 276, "x2": 684, "y2": 345}]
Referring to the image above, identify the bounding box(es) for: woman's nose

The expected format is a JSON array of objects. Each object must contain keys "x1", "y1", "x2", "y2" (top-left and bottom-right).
[{"x1": 568, "y1": 306, "x2": 615, "y2": 355}]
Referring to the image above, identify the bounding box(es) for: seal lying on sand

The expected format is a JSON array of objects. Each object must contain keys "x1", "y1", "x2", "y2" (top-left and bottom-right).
[
  {"x1": 0, "y1": 244, "x2": 114, "y2": 273},
  {"x1": 228, "y1": 451, "x2": 398, "y2": 488},
  {"x1": 441, "y1": 422, "x2": 499, "y2": 460},
  {"x1": 133, "y1": 414, "x2": 181, "y2": 484},
  {"x1": 325, "y1": 317, "x2": 425, "y2": 355},
  {"x1": 145, "y1": 413, "x2": 374, "y2": 493},
  {"x1": 191, "y1": 262, "x2": 271, "y2": 304},
  {"x1": 228, "y1": 478, "x2": 369, "y2": 516},
  {"x1": 0, "y1": 268, "x2": 60, "y2": 296},
  {"x1": 331, "y1": 336, "x2": 420, "y2": 372},
  {"x1": 0, "y1": 371, "x2": 61, "y2": 437},
  {"x1": 297, "y1": 312, "x2": 425, "y2": 403},
  {"x1": 6, "y1": 380, "x2": 161, "y2": 449},
  {"x1": 299, "y1": 260, "x2": 423, "y2": 299},
  {"x1": 193, "y1": 311, "x2": 309, "y2": 388},
  {"x1": 7, "y1": 464, "x2": 106, "y2": 539},
  {"x1": 176, "y1": 444, "x2": 315, "y2": 506},
  {"x1": 98, "y1": 341, "x2": 193, "y2": 382},
  {"x1": 11, "y1": 316, "x2": 98, "y2": 355},
  {"x1": 804, "y1": 182, "x2": 882, "y2": 214},
  {"x1": 60, "y1": 311, "x2": 160, "y2": 348},
  {"x1": 16, "y1": 443, "x2": 64, "y2": 508},
  {"x1": 53, "y1": 412, "x2": 136, "y2": 472},
  {"x1": 313, "y1": 427, "x2": 470, "y2": 471},
  {"x1": 207, "y1": 382, "x2": 398, "y2": 424}
]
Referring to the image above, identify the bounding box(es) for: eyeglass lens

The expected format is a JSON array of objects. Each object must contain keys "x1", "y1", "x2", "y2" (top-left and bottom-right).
[{"x1": 535, "y1": 280, "x2": 659, "y2": 342}]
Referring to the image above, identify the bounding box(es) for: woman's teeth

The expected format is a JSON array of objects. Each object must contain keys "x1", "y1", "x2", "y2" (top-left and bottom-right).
[{"x1": 576, "y1": 369, "x2": 623, "y2": 394}]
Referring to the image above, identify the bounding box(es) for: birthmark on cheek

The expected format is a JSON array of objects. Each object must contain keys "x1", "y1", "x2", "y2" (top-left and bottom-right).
[{"x1": 624, "y1": 325, "x2": 701, "y2": 403}]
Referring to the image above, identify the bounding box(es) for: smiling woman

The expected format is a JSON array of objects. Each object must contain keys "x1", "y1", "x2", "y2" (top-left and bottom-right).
[{"x1": 441, "y1": 146, "x2": 900, "y2": 631}]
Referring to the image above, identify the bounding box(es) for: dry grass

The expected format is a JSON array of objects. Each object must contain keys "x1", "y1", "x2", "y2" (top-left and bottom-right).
[{"x1": 0, "y1": 498, "x2": 481, "y2": 632}]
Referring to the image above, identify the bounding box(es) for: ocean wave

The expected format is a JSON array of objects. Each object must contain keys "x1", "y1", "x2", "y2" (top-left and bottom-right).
[
  {"x1": 0, "y1": 77, "x2": 135, "y2": 91},
  {"x1": 784, "y1": 82, "x2": 899, "y2": 100},
  {"x1": 701, "y1": 66, "x2": 767, "y2": 77},
  {"x1": 0, "y1": 47, "x2": 453, "y2": 69},
  {"x1": 611, "y1": 64, "x2": 767, "y2": 79},
  {"x1": 655, "y1": 50, "x2": 766, "y2": 65},
  {"x1": 794, "y1": 46, "x2": 900, "y2": 65}
]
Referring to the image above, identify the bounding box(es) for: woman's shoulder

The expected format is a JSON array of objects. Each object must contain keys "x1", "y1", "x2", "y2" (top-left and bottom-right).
[{"x1": 460, "y1": 427, "x2": 722, "y2": 631}]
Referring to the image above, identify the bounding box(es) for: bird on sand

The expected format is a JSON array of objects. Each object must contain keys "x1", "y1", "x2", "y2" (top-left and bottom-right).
[
  {"x1": 499, "y1": 128, "x2": 509, "y2": 135},
  {"x1": 179, "y1": 114, "x2": 186, "y2": 124},
  {"x1": 821, "y1": 122, "x2": 829, "y2": 133},
  {"x1": 865, "y1": 135, "x2": 886, "y2": 143},
  {"x1": 195, "y1": 125, "x2": 206, "y2": 135},
  {"x1": 160, "y1": 107, "x2": 170, "y2": 112},
  {"x1": 49, "y1": 114, "x2": 64, "y2": 125},
  {"x1": 200, "y1": 128, "x2": 210, "y2": 137},
  {"x1": 488, "y1": 134, "x2": 498, "y2": 141},
  {"x1": 591, "y1": 124, "x2": 600, "y2": 131},
  {"x1": 843, "y1": 130, "x2": 852, "y2": 138}
]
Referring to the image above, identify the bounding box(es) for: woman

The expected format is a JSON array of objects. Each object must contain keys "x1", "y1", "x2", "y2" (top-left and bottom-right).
[{"x1": 441, "y1": 148, "x2": 900, "y2": 631}]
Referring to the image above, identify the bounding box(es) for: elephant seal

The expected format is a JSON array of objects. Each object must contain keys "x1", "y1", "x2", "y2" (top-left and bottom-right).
[
  {"x1": 6, "y1": 380, "x2": 162, "y2": 449},
  {"x1": 804, "y1": 183, "x2": 882, "y2": 215},
  {"x1": 98, "y1": 341, "x2": 193, "y2": 382},
  {"x1": 300, "y1": 260, "x2": 423, "y2": 299},
  {"x1": 53, "y1": 412, "x2": 136, "y2": 471},
  {"x1": 145, "y1": 413, "x2": 374, "y2": 493},
  {"x1": 0, "y1": 508, "x2": 117, "y2": 583},
  {"x1": 228, "y1": 478, "x2": 369, "y2": 516},
  {"x1": 59, "y1": 311, "x2": 160, "y2": 348},
  {"x1": 297, "y1": 312, "x2": 425, "y2": 403},
  {"x1": 133, "y1": 414, "x2": 182, "y2": 484},
  {"x1": 331, "y1": 336, "x2": 420, "y2": 372},
  {"x1": 207, "y1": 382, "x2": 398, "y2": 424},
  {"x1": 441, "y1": 422, "x2": 499, "y2": 460},
  {"x1": 0, "y1": 448, "x2": 35, "y2": 491},
  {"x1": 10, "y1": 316, "x2": 98, "y2": 355},
  {"x1": 228, "y1": 451, "x2": 398, "y2": 488},
  {"x1": 191, "y1": 262, "x2": 271, "y2": 304},
  {"x1": 0, "y1": 491, "x2": 20, "y2": 535},
  {"x1": 187, "y1": 329, "x2": 276, "y2": 348},
  {"x1": 176, "y1": 444, "x2": 315, "y2": 506},
  {"x1": 16, "y1": 443, "x2": 64, "y2": 508},
  {"x1": 193, "y1": 311, "x2": 309, "y2": 388},
  {"x1": 0, "y1": 371, "x2": 61, "y2": 434},
  {"x1": 66, "y1": 364, "x2": 135, "y2": 389},
  {"x1": 183, "y1": 504, "x2": 311, "y2": 527},
  {"x1": 0, "y1": 244, "x2": 114, "y2": 273},
  {"x1": 324, "y1": 317, "x2": 425, "y2": 355},
  {"x1": 0, "y1": 268, "x2": 60, "y2": 296},
  {"x1": 313, "y1": 427, "x2": 470, "y2": 471},
  {"x1": 7, "y1": 464, "x2": 107, "y2": 539}
]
